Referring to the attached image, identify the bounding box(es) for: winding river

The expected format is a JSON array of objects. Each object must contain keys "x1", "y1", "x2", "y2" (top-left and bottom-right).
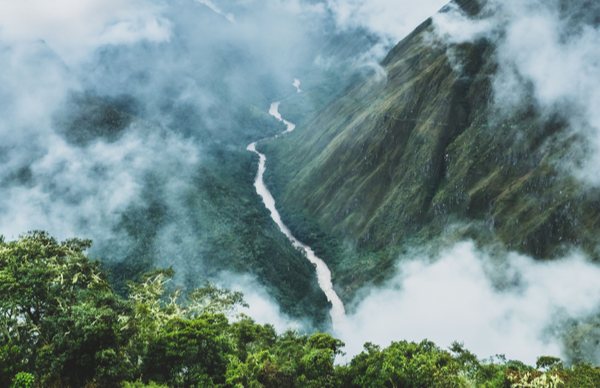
[{"x1": 246, "y1": 101, "x2": 346, "y2": 330}]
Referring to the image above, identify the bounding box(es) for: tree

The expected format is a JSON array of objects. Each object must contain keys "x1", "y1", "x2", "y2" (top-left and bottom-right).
[
  {"x1": 0, "y1": 231, "x2": 135, "y2": 387},
  {"x1": 141, "y1": 315, "x2": 231, "y2": 388},
  {"x1": 343, "y1": 340, "x2": 461, "y2": 388},
  {"x1": 536, "y1": 356, "x2": 563, "y2": 372}
]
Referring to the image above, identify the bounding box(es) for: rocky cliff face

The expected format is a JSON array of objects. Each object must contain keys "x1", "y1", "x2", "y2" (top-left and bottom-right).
[{"x1": 261, "y1": 0, "x2": 600, "y2": 299}]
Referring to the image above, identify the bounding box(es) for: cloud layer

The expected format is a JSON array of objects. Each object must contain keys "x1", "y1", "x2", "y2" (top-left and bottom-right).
[
  {"x1": 338, "y1": 242, "x2": 600, "y2": 365},
  {"x1": 326, "y1": 0, "x2": 448, "y2": 45},
  {"x1": 5, "y1": 0, "x2": 600, "y2": 366},
  {"x1": 0, "y1": 0, "x2": 171, "y2": 64},
  {"x1": 330, "y1": 0, "x2": 600, "y2": 364},
  {"x1": 0, "y1": 39, "x2": 200, "y2": 244}
]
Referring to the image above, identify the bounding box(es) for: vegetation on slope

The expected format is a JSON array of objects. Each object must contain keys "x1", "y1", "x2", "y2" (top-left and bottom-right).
[
  {"x1": 51, "y1": 91, "x2": 329, "y2": 326},
  {"x1": 260, "y1": 0, "x2": 600, "y2": 301},
  {"x1": 3, "y1": 231, "x2": 600, "y2": 388},
  {"x1": 36, "y1": 0, "x2": 392, "y2": 325}
]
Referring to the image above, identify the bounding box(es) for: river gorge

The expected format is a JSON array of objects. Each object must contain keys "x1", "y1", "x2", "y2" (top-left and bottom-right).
[{"x1": 247, "y1": 101, "x2": 346, "y2": 330}]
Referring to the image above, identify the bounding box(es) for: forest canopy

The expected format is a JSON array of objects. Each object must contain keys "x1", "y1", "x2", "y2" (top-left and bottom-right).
[{"x1": 1, "y1": 231, "x2": 599, "y2": 388}]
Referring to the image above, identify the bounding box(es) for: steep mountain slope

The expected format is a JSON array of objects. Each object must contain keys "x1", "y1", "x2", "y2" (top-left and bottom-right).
[{"x1": 261, "y1": 0, "x2": 600, "y2": 300}]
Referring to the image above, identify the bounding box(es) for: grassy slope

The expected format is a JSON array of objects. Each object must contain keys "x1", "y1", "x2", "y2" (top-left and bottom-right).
[{"x1": 260, "y1": 0, "x2": 600, "y2": 302}]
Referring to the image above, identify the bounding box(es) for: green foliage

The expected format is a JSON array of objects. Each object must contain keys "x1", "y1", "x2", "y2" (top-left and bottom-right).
[
  {"x1": 103, "y1": 145, "x2": 328, "y2": 326},
  {"x1": 1, "y1": 344, "x2": 22, "y2": 387},
  {"x1": 223, "y1": 330, "x2": 345, "y2": 388},
  {"x1": 0, "y1": 231, "x2": 135, "y2": 387},
  {"x1": 5, "y1": 231, "x2": 600, "y2": 388},
  {"x1": 506, "y1": 369, "x2": 566, "y2": 388},
  {"x1": 186, "y1": 282, "x2": 248, "y2": 318},
  {"x1": 123, "y1": 381, "x2": 169, "y2": 388},
  {"x1": 10, "y1": 372, "x2": 34, "y2": 388},
  {"x1": 564, "y1": 363, "x2": 600, "y2": 388},
  {"x1": 342, "y1": 340, "x2": 461, "y2": 388},
  {"x1": 229, "y1": 315, "x2": 277, "y2": 363},
  {"x1": 142, "y1": 316, "x2": 230, "y2": 387},
  {"x1": 537, "y1": 357, "x2": 564, "y2": 371}
]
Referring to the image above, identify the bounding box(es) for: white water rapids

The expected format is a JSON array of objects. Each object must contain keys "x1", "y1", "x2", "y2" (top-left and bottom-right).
[{"x1": 246, "y1": 101, "x2": 346, "y2": 330}]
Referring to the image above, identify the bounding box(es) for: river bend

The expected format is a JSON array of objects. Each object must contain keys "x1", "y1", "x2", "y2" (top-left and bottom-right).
[{"x1": 246, "y1": 101, "x2": 346, "y2": 330}]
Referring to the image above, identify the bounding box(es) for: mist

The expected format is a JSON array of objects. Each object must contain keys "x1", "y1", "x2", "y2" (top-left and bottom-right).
[
  {"x1": 432, "y1": 0, "x2": 600, "y2": 185},
  {"x1": 337, "y1": 241, "x2": 600, "y2": 365},
  {"x1": 0, "y1": 0, "x2": 170, "y2": 64},
  {"x1": 0, "y1": 0, "x2": 422, "y2": 327},
  {"x1": 216, "y1": 271, "x2": 314, "y2": 334},
  {"x1": 5, "y1": 0, "x2": 600, "y2": 366},
  {"x1": 328, "y1": 0, "x2": 600, "y2": 365}
]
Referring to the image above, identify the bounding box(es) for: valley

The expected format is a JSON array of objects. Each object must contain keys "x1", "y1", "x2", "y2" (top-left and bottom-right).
[
  {"x1": 4, "y1": 0, "x2": 600, "y2": 385},
  {"x1": 248, "y1": 101, "x2": 346, "y2": 330},
  {"x1": 261, "y1": 0, "x2": 600, "y2": 305}
]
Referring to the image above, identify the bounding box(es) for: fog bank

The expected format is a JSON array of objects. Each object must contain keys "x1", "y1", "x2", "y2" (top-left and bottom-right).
[{"x1": 338, "y1": 241, "x2": 600, "y2": 365}]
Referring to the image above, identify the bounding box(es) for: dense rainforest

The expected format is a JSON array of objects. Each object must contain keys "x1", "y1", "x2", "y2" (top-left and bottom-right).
[{"x1": 3, "y1": 231, "x2": 600, "y2": 388}]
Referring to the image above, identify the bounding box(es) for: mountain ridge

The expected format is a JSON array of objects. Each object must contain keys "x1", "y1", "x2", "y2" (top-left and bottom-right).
[{"x1": 260, "y1": 0, "x2": 600, "y2": 300}]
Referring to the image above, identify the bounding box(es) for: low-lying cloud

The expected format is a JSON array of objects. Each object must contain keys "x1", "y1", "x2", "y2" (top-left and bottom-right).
[
  {"x1": 0, "y1": 0, "x2": 347, "y2": 327},
  {"x1": 329, "y1": 0, "x2": 600, "y2": 364},
  {"x1": 337, "y1": 241, "x2": 600, "y2": 365},
  {"x1": 6, "y1": 0, "x2": 600, "y2": 365},
  {"x1": 218, "y1": 272, "x2": 312, "y2": 334},
  {"x1": 0, "y1": 43, "x2": 200, "y2": 243}
]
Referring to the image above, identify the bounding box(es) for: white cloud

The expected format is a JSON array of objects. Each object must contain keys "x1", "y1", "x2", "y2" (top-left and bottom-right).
[
  {"x1": 196, "y1": 0, "x2": 236, "y2": 22},
  {"x1": 0, "y1": 0, "x2": 170, "y2": 63},
  {"x1": 432, "y1": 2, "x2": 494, "y2": 44},
  {"x1": 0, "y1": 41, "x2": 200, "y2": 244},
  {"x1": 0, "y1": 124, "x2": 200, "y2": 242},
  {"x1": 337, "y1": 242, "x2": 600, "y2": 365},
  {"x1": 217, "y1": 272, "x2": 311, "y2": 334},
  {"x1": 326, "y1": 0, "x2": 449, "y2": 46},
  {"x1": 431, "y1": 0, "x2": 600, "y2": 186}
]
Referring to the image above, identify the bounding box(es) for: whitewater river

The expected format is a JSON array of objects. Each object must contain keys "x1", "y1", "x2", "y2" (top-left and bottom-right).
[{"x1": 247, "y1": 101, "x2": 346, "y2": 330}]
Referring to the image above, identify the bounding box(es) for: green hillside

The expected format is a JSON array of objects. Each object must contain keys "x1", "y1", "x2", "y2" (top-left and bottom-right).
[{"x1": 260, "y1": 0, "x2": 600, "y2": 301}]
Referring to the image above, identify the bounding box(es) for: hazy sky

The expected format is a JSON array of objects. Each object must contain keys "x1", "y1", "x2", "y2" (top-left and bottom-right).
[
  {"x1": 0, "y1": 0, "x2": 171, "y2": 63},
  {"x1": 0, "y1": 0, "x2": 452, "y2": 63}
]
